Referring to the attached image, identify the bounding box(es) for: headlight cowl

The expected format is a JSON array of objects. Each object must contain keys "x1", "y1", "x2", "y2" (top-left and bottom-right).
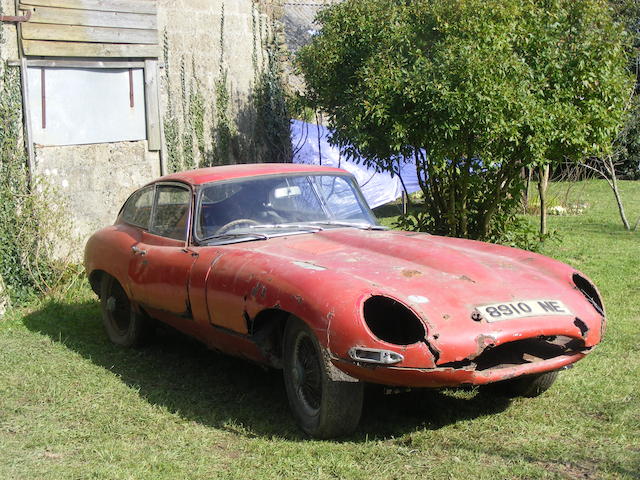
[
  {"x1": 362, "y1": 296, "x2": 426, "y2": 345},
  {"x1": 573, "y1": 273, "x2": 604, "y2": 316}
]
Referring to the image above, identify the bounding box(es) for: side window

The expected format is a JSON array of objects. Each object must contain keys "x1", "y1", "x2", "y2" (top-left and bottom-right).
[
  {"x1": 151, "y1": 185, "x2": 191, "y2": 241},
  {"x1": 120, "y1": 186, "x2": 154, "y2": 229}
]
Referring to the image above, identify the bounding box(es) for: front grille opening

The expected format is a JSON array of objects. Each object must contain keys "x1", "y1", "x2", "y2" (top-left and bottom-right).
[
  {"x1": 363, "y1": 296, "x2": 426, "y2": 345},
  {"x1": 474, "y1": 335, "x2": 585, "y2": 371}
]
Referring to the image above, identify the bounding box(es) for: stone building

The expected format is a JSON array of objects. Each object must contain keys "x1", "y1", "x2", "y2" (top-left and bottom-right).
[
  {"x1": 0, "y1": 0, "x2": 292, "y2": 246},
  {"x1": 0, "y1": 0, "x2": 341, "y2": 251}
]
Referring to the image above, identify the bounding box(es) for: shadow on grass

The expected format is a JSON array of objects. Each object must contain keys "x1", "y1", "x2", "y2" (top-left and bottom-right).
[{"x1": 23, "y1": 298, "x2": 511, "y2": 441}]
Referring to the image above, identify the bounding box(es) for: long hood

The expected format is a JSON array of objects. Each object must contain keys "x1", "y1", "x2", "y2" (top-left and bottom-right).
[
  {"x1": 225, "y1": 228, "x2": 601, "y2": 366},
  {"x1": 246, "y1": 228, "x2": 576, "y2": 308}
]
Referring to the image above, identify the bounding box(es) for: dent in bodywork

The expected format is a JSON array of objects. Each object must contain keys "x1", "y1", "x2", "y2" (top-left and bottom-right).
[{"x1": 439, "y1": 334, "x2": 588, "y2": 374}]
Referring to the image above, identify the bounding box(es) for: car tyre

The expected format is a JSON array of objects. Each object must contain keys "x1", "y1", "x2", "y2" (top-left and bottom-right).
[
  {"x1": 283, "y1": 316, "x2": 364, "y2": 438},
  {"x1": 100, "y1": 275, "x2": 152, "y2": 347},
  {"x1": 486, "y1": 370, "x2": 559, "y2": 398}
]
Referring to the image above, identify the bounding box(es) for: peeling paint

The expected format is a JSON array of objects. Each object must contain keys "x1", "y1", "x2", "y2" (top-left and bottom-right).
[
  {"x1": 408, "y1": 295, "x2": 429, "y2": 304},
  {"x1": 292, "y1": 261, "x2": 327, "y2": 271}
]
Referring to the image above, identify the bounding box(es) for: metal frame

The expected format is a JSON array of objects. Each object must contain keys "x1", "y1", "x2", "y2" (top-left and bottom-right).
[{"x1": 8, "y1": 56, "x2": 166, "y2": 175}]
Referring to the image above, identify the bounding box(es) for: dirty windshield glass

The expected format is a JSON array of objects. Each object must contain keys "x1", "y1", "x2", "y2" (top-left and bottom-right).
[{"x1": 196, "y1": 174, "x2": 378, "y2": 241}]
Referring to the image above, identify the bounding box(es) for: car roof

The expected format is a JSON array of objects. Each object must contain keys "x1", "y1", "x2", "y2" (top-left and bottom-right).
[{"x1": 155, "y1": 163, "x2": 349, "y2": 186}]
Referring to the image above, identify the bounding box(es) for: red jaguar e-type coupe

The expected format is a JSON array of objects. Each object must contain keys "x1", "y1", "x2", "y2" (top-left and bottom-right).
[{"x1": 84, "y1": 164, "x2": 605, "y2": 438}]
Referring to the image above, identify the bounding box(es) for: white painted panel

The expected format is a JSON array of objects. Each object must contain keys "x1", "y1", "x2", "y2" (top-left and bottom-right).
[{"x1": 28, "y1": 67, "x2": 146, "y2": 146}]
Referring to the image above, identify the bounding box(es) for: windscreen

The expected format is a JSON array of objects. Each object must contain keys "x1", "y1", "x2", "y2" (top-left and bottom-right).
[{"x1": 196, "y1": 173, "x2": 378, "y2": 240}]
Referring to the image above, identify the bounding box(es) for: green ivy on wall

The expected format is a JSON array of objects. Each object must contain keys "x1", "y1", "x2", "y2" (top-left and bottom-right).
[
  {"x1": 0, "y1": 25, "x2": 73, "y2": 305},
  {"x1": 161, "y1": 0, "x2": 293, "y2": 173}
]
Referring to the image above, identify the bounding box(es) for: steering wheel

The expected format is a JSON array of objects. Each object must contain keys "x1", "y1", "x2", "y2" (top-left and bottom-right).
[{"x1": 215, "y1": 218, "x2": 260, "y2": 234}]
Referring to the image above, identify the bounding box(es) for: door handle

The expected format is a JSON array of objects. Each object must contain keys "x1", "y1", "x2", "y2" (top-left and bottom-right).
[{"x1": 131, "y1": 245, "x2": 147, "y2": 256}]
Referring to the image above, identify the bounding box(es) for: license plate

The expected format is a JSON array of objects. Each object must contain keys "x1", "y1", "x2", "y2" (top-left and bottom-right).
[{"x1": 476, "y1": 299, "x2": 571, "y2": 322}]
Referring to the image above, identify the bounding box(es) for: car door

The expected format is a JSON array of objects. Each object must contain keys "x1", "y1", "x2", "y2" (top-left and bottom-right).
[{"x1": 128, "y1": 182, "x2": 199, "y2": 318}]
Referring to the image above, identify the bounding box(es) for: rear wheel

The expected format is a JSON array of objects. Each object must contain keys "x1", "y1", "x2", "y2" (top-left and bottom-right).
[
  {"x1": 486, "y1": 370, "x2": 559, "y2": 398},
  {"x1": 283, "y1": 317, "x2": 363, "y2": 438},
  {"x1": 100, "y1": 275, "x2": 151, "y2": 347}
]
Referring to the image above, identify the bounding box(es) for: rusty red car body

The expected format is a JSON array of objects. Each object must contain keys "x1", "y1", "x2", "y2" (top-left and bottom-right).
[{"x1": 84, "y1": 164, "x2": 606, "y2": 438}]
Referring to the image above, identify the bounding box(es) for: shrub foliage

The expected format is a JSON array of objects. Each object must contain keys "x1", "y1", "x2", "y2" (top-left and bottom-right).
[
  {"x1": 0, "y1": 34, "x2": 72, "y2": 304},
  {"x1": 298, "y1": 0, "x2": 632, "y2": 241}
]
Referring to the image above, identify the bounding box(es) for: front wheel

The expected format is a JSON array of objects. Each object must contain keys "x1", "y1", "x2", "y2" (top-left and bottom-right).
[
  {"x1": 485, "y1": 370, "x2": 559, "y2": 398},
  {"x1": 283, "y1": 317, "x2": 364, "y2": 438},
  {"x1": 100, "y1": 275, "x2": 152, "y2": 347}
]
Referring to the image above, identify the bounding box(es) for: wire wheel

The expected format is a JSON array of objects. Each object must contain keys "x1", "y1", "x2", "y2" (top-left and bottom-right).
[
  {"x1": 292, "y1": 334, "x2": 323, "y2": 414},
  {"x1": 283, "y1": 316, "x2": 364, "y2": 438}
]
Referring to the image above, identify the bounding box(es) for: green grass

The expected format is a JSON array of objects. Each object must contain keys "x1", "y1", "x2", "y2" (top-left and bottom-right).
[{"x1": 1, "y1": 180, "x2": 639, "y2": 479}]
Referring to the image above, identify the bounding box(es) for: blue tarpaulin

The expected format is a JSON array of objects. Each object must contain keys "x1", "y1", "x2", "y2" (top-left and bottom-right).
[{"x1": 291, "y1": 120, "x2": 421, "y2": 209}]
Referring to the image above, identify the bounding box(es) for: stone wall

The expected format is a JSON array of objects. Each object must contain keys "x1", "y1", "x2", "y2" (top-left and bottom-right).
[
  {"x1": 35, "y1": 142, "x2": 161, "y2": 243},
  {"x1": 158, "y1": 0, "x2": 277, "y2": 171},
  {"x1": 0, "y1": 0, "x2": 19, "y2": 62},
  {"x1": 0, "y1": 0, "x2": 280, "y2": 256}
]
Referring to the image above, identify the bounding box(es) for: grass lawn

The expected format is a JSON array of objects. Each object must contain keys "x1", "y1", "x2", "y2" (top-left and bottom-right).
[{"x1": 1, "y1": 180, "x2": 639, "y2": 479}]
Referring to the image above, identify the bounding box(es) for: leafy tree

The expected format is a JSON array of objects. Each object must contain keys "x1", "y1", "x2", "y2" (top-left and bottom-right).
[
  {"x1": 298, "y1": 0, "x2": 631, "y2": 240},
  {"x1": 611, "y1": 0, "x2": 640, "y2": 180}
]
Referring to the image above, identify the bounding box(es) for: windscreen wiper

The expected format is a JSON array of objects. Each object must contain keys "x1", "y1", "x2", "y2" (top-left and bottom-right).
[
  {"x1": 201, "y1": 232, "x2": 270, "y2": 244},
  {"x1": 310, "y1": 221, "x2": 388, "y2": 231},
  {"x1": 249, "y1": 223, "x2": 324, "y2": 233}
]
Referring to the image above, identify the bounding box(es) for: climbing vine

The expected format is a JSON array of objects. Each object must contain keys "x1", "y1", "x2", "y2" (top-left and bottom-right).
[
  {"x1": 0, "y1": 23, "x2": 74, "y2": 306},
  {"x1": 161, "y1": 0, "x2": 293, "y2": 173},
  {"x1": 252, "y1": 17, "x2": 292, "y2": 164},
  {"x1": 248, "y1": 3, "x2": 292, "y2": 163},
  {"x1": 210, "y1": 2, "x2": 237, "y2": 166},
  {"x1": 162, "y1": 30, "x2": 181, "y2": 173}
]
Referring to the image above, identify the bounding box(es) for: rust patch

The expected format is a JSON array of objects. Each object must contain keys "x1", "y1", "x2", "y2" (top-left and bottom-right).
[
  {"x1": 459, "y1": 275, "x2": 476, "y2": 283},
  {"x1": 250, "y1": 282, "x2": 267, "y2": 298},
  {"x1": 442, "y1": 314, "x2": 451, "y2": 321},
  {"x1": 402, "y1": 269, "x2": 423, "y2": 278},
  {"x1": 475, "y1": 334, "x2": 497, "y2": 355}
]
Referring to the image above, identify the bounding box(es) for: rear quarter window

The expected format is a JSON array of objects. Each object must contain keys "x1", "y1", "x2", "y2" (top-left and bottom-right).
[
  {"x1": 120, "y1": 186, "x2": 154, "y2": 229},
  {"x1": 150, "y1": 185, "x2": 191, "y2": 241}
]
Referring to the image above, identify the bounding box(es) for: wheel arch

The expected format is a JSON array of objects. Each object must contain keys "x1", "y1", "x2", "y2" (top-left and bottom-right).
[
  {"x1": 248, "y1": 308, "x2": 291, "y2": 368},
  {"x1": 88, "y1": 269, "x2": 106, "y2": 297}
]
